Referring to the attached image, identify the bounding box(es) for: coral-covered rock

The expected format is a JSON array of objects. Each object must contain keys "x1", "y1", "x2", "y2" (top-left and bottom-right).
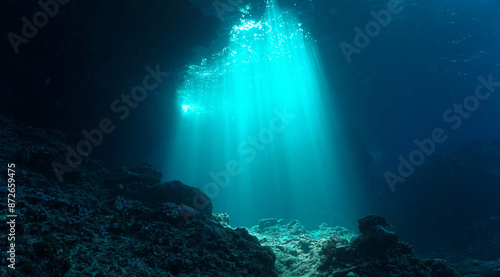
[
  {"x1": 250, "y1": 216, "x2": 458, "y2": 277},
  {"x1": 318, "y1": 215, "x2": 457, "y2": 276},
  {"x1": 0, "y1": 114, "x2": 277, "y2": 276},
  {"x1": 213, "y1": 213, "x2": 231, "y2": 228},
  {"x1": 106, "y1": 165, "x2": 213, "y2": 217}
]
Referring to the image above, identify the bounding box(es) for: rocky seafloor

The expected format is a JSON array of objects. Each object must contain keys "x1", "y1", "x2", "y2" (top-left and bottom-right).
[{"x1": 0, "y1": 114, "x2": 499, "y2": 276}]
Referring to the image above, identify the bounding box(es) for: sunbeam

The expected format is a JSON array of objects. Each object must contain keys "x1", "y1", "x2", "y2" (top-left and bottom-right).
[{"x1": 165, "y1": 0, "x2": 358, "y2": 228}]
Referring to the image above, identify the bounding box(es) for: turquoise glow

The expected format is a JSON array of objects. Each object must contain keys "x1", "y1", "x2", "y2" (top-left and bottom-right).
[{"x1": 166, "y1": 1, "x2": 360, "y2": 228}]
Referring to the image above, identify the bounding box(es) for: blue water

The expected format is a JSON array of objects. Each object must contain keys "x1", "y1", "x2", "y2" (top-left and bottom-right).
[{"x1": 160, "y1": 0, "x2": 500, "y2": 236}]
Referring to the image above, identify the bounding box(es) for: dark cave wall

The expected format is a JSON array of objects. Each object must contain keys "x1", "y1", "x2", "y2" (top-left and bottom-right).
[{"x1": 1, "y1": 0, "x2": 220, "y2": 168}]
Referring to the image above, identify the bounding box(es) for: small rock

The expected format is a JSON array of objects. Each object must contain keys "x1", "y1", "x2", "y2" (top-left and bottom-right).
[{"x1": 259, "y1": 218, "x2": 279, "y2": 230}]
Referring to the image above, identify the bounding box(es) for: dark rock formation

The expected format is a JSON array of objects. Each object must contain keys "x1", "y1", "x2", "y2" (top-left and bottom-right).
[
  {"x1": 0, "y1": 114, "x2": 277, "y2": 276},
  {"x1": 355, "y1": 215, "x2": 399, "y2": 253},
  {"x1": 250, "y1": 215, "x2": 458, "y2": 277},
  {"x1": 318, "y1": 215, "x2": 457, "y2": 276},
  {"x1": 105, "y1": 166, "x2": 213, "y2": 217}
]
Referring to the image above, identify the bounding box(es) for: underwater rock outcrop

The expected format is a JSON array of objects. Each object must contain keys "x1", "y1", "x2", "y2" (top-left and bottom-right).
[
  {"x1": 250, "y1": 215, "x2": 458, "y2": 277},
  {"x1": 0, "y1": 114, "x2": 479, "y2": 276},
  {"x1": 319, "y1": 215, "x2": 457, "y2": 276},
  {"x1": 0, "y1": 114, "x2": 277, "y2": 276},
  {"x1": 105, "y1": 166, "x2": 213, "y2": 217}
]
